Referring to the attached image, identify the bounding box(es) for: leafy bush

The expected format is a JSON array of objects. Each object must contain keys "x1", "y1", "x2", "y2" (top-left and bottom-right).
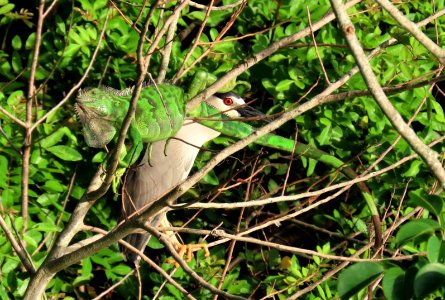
[{"x1": 0, "y1": 0, "x2": 444, "y2": 299}]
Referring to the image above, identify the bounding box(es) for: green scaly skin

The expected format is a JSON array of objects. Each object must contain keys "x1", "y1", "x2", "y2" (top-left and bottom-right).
[{"x1": 75, "y1": 84, "x2": 185, "y2": 166}]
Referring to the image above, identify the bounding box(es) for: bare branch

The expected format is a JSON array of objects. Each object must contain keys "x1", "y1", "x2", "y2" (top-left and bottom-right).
[
  {"x1": 0, "y1": 215, "x2": 35, "y2": 273},
  {"x1": 165, "y1": 227, "x2": 423, "y2": 262}
]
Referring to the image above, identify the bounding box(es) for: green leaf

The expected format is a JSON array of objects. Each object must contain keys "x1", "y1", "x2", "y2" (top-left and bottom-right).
[
  {"x1": 1, "y1": 259, "x2": 19, "y2": 274},
  {"x1": 201, "y1": 169, "x2": 219, "y2": 185},
  {"x1": 1, "y1": 189, "x2": 14, "y2": 208},
  {"x1": 7, "y1": 90, "x2": 24, "y2": 106},
  {"x1": 382, "y1": 267, "x2": 414, "y2": 300},
  {"x1": 307, "y1": 157, "x2": 317, "y2": 177},
  {"x1": 31, "y1": 222, "x2": 60, "y2": 233},
  {"x1": 25, "y1": 33, "x2": 36, "y2": 50},
  {"x1": 187, "y1": 11, "x2": 205, "y2": 21},
  {"x1": 0, "y1": 156, "x2": 7, "y2": 188},
  {"x1": 47, "y1": 145, "x2": 82, "y2": 161},
  {"x1": 306, "y1": 47, "x2": 318, "y2": 61},
  {"x1": 0, "y1": 285, "x2": 9, "y2": 300},
  {"x1": 414, "y1": 263, "x2": 445, "y2": 298},
  {"x1": 338, "y1": 262, "x2": 384, "y2": 299},
  {"x1": 24, "y1": 230, "x2": 42, "y2": 249},
  {"x1": 317, "y1": 124, "x2": 331, "y2": 145},
  {"x1": 40, "y1": 127, "x2": 73, "y2": 149},
  {"x1": 63, "y1": 44, "x2": 81, "y2": 57},
  {"x1": 0, "y1": 3, "x2": 13, "y2": 15},
  {"x1": 111, "y1": 264, "x2": 132, "y2": 276},
  {"x1": 402, "y1": 160, "x2": 422, "y2": 177},
  {"x1": 209, "y1": 28, "x2": 218, "y2": 41},
  {"x1": 147, "y1": 236, "x2": 165, "y2": 250},
  {"x1": 427, "y1": 236, "x2": 445, "y2": 264},
  {"x1": 275, "y1": 79, "x2": 294, "y2": 92},
  {"x1": 12, "y1": 217, "x2": 23, "y2": 234},
  {"x1": 12, "y1": 51, "x2": 22, "y2": 72},
  {"x1": 36, "y1": 193, "x2": 59, "y2": 206},
  {"x1": 11, "y1": 35, "x2": 21, "y2": 50},
  {"x1": 408, "y1": 189, "x2": 443, "y2": 218},
  {"x1": 165, "y1": 283, "x2": 182, "y2": 300},
  {"x1": 269, "y1": 53, "x2": 287, "y2": 63},
  {"x1": 396, "y1": 219, "x2": 441, "y2": 246},
  {"x1": 43, "y1": 180, "x2": 65, "y2": 193}
]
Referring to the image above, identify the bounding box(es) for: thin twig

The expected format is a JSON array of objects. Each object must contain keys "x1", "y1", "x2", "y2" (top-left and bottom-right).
[
  {"x1": 0, "y1": 124, "x2": 22, "y2": 154},
  {"x1": 174, "y1": 0, "x2": 246, "y2": 82},
  {"x1": 85, "y1": 226, "x2": 194, "y2": 300},
  {"x1": 306, "y1": 6, "x2": 330, "y2": 84},
  {"x1": 163, "y1": 227, "x2": 423, "y2": 262},
  {"x1": 146, "y1": 225, "x2": 247, "y2": 300},
  {"x1": 0, "y1": 214, "x2": 36, "y2": 273},
  {"x1": 143, "y1": 0, "x2": 191, "y2": 70},
  {"x1": 29, "y1": 10, "x2": 110, "y2": 133},
  {"x1": 174, "y1": 0, "x2": 217, "y2": 80},
  {"x1": 190, "y1": 135, "x2": 445, "y2": 210},
  {"x1": 156, "y1": 9, "x2": 179, "y2": 83},
  {"x1": 288, "y1": 206, "x2": 424, "y2": 299},
  {"x1": 93, "y1": 269, "x2": 135, "y2": 300}
]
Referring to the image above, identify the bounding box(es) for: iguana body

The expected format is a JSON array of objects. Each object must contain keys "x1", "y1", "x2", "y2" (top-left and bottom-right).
[{"x1": 75, "y1": 84, "x2": 185, "y2": 149}]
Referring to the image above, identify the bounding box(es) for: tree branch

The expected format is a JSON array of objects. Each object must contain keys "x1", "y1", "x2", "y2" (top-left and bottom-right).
[
  {"x1": 330, "y1": 0, "x2": 445, "y2": 187},
  {"x1": 376, "y1": 0, "x2": 445, "y2": 65}
]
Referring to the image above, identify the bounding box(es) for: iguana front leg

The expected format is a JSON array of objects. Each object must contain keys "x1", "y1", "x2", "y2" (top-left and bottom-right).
[{"x1": 120, "y1": 123, "x2": 144, "y2": 168}]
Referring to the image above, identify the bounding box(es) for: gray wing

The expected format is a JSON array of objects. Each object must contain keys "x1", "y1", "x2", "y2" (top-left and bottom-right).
[{"x1": 119, "y1": 122, "x2": 221, "y2": 264}]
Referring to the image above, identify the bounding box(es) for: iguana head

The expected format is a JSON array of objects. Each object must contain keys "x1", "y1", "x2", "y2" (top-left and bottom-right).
[{"x1": 75, "y1": 87, "x2": 125, "y2": 148}]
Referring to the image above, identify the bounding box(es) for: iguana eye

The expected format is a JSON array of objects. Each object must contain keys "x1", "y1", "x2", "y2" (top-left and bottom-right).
[{"x1": 223, "y1": 97, "x2": 234, "y2": 106}]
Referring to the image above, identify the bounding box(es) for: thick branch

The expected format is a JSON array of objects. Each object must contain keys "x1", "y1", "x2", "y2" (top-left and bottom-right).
[{"x1": 330, "y1": 0, "x2": 445, "y2": 187}]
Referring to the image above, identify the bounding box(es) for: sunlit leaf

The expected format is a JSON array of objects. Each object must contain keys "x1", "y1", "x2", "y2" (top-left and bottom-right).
[{"x1": 47, "y1": 145, "x2": 82, "y2": 161}]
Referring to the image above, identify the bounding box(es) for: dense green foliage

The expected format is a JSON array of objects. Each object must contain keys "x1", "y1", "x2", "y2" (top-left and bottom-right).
[{"x1": 1, "y1": 0, "x2": 445, "y2": 299}]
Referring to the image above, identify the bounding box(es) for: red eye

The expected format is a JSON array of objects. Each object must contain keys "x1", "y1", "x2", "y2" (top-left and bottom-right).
[{"x1": 223, "y1": 97, "x2": 234, "y2": 106}]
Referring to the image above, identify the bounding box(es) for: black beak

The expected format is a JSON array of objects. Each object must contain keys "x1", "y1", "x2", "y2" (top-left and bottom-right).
[
  {"x1": 236, "y1": 105, "x2": 272, "y2": 123},
  {"x1": 216, "y1": 91, "x2": 272, "y2": 123}
]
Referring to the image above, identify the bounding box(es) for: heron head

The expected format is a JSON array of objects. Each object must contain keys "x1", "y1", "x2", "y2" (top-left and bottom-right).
[{"x1": 206, "y1": 92, "x2": 267, "y2": 121}]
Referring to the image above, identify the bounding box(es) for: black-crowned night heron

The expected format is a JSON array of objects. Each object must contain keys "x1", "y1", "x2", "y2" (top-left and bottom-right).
[{"x1": 120, "y1": 92, "x2": 266, "y2": 264}]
